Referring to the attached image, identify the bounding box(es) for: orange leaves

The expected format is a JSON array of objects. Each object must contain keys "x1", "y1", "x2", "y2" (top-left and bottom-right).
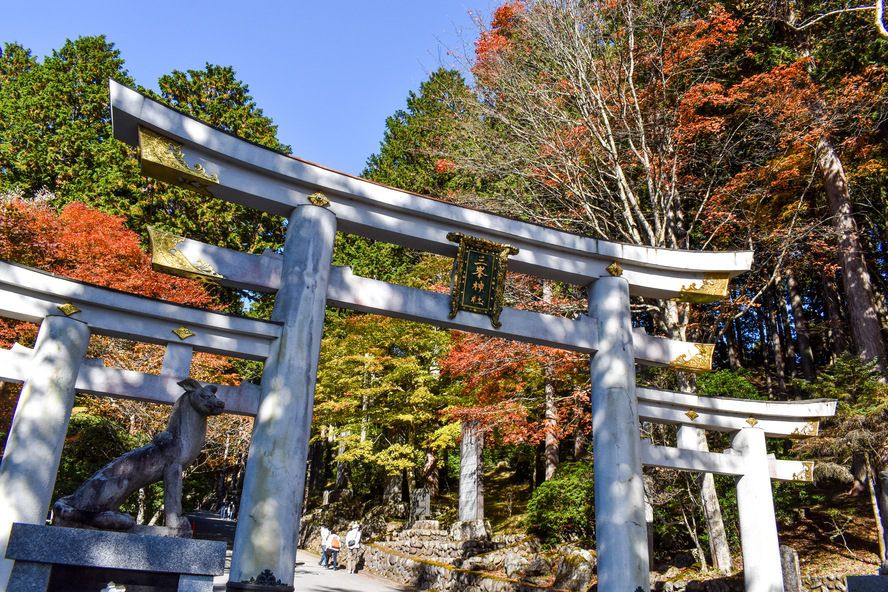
[
  {"x1": 0, "y1": 196, "x2": 215, "y2": 307},
  {"x1": 473, "y1": 1, "x2": 526, "y2": 84},
  {"x1": 435, "y1": 158, "x2": 457, "y2": 173},
  {"x1": 491, "y1": 1, "x2": 525, "y2": 31},
  {"x1": 662, "y1": 4, "x2": 742, "y2": 77}
]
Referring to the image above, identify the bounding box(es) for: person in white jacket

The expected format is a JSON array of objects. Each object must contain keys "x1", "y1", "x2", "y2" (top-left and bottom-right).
[
  {"x1": 344, "y1": 523, "x2": 362, "y2": 573},
  {"x1": 318, "y1": 525, "x2": 330, "y2": 567}
]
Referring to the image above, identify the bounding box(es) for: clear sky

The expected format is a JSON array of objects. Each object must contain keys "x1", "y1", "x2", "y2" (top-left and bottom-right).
[{"x1": 1, "y1": 1, "x2": 490, "y2": 176}]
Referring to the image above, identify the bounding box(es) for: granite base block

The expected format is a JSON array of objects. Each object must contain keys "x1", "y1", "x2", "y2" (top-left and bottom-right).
[
  {"x1": 845, "y1": 575, "x2": 888, "y2": 592},
  {"x1": 5, "y1": 522, "x2": 226, "y2": 592}
]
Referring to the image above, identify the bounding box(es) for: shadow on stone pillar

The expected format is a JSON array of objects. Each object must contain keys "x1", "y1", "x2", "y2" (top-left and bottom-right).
[
  {"x1": 0, "y1": 314, "x2": 90, "y2": 590},
  {"x1": 458, "y1": 421, "x2": 484, "y2": 522}
]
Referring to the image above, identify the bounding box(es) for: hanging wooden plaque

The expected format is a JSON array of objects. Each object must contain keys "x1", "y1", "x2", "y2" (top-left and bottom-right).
[{"x1": 447, "y1": 233, "x2": 518, "y2": 328}]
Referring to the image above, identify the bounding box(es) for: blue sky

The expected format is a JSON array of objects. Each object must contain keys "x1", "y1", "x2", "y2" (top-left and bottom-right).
[{"x1": 1, "y1": 1, "x2": 491, "y2": 176}]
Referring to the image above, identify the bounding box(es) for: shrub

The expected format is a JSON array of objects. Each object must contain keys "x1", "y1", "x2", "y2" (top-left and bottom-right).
[{"x1": 524, "y1": 460, "x2": 595, "y2": 547}]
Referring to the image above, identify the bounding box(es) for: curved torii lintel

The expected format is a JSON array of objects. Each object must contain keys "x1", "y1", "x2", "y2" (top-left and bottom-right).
[{"x1": 109, "y1": 80, "x2": 753, "y2": 302}]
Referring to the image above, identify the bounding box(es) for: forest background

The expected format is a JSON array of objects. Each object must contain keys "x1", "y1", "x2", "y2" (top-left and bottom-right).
[{"x1": 1, "y1": 0, "x2": 888, "y2": 581}]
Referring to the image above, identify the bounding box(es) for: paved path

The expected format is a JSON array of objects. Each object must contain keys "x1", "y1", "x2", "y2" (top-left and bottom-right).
[
  {"x1": 212, "y1": 550, "x2": 415, "y2": 592},
  {"x1": 188, "y1": 512, "x2": 413, "y2": 592}
]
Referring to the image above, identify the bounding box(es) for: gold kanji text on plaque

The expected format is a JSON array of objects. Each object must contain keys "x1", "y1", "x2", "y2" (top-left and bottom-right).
[{"x1": 447, "y1": 233, "x2": 518, "y2": 329}]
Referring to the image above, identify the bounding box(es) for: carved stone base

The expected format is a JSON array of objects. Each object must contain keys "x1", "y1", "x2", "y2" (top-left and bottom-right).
[
  {"x1": 51, "y1": 517, "x2": 193, "y2": 539},
  {"x1": 5, "y1": 523, "x2": 224, "y2": 592},
  {"x1": 226, "y1": 568, "x2": 295, "y2": 591}
]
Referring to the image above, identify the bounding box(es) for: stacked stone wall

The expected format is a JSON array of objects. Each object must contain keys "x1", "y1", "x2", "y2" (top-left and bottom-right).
[
  {"x1": 381, "y1": 524, "x2": 527, "y2": 563},
  {"x1": 362, "y1": 543, "x2": 551, "y2": 592},
  {"x1": 801, "y1": 575, "x2": 848, "y2": 592}
]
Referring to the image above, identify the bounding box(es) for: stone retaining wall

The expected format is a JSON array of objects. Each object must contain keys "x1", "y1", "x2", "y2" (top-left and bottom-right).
[
  {"x1": 385, "y1": 537, "x2": 527, "y2": 560},
  {"x1": 802, "y1": 575, "x2": 848, "y2": 592},
  {"x1": 362, "y1": 542, "x2": 552, "y2": 592}
]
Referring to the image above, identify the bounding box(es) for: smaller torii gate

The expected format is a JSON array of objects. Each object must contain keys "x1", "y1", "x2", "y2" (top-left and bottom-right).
[{"x1": 639, "y1": 387, "x2": 835, "y2": 591}]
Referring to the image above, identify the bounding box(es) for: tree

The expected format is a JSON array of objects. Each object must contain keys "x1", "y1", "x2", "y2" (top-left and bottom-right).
[
  {"x1": 691, "y1": 1, "x2": 888, "y2": 373},
  {"x1": 0, "y1": 37, "x2": 141, "y2": 208},
  {"x1": 1, "y1": 41, "x2": 296, "y2": 312},
  {"x1": 0, "y1": 194, "x2": 249, "y2": 522},
  {"x1": 439, "y1": 278, "x2": 590, "y2": 482},
  {"x1": 313, "y1": 313, "x2": 457, "y2": 497},
  {"x1": 134, "y1": 64, "x2": 291, "y2": 262},
  {"x1": 434, "y1": 0, "x2": 744, "y2": 569},
  {"x1": 364, "y1": 68, "x2": 481, "y2": 202}
]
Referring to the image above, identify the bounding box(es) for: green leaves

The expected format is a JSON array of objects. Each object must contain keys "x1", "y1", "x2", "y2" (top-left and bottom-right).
[
  {"x1": 314, "y1": 314, "x2": 456, "y2": 474},
  {"x1": 0, "y1": 37, "x2": 139, "y2": 203},
  {"x1": 524, "y1": 460, "x2": 596, "y2": 546},
  {"x1": 156, "y1": 64, "x2": 290, "y2": 153}
]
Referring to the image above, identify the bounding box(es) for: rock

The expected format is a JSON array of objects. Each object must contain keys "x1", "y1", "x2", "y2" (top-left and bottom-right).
[
  {"x1": 524, "y1": 554, "x2": 551, "y2": 577},
  {"x1": 673, "y1": 552, "x2": 695, "y2": 568},
  {"x1": 661, "y1": 566, "x2": 681, "y2": 580},
  {"x1": 465, "y1": 556, "x2": 493, "y2": 571},
  {"x1": 553, "y1": 550, "x2": 596, "y2": 592},
  {"x1": 322, "y1": 488, "x2": 352, "y2": 505},
  {"x1": 451, "y1": 520, "x2": 490, "y2": 541},
  {"x1": 706, "y1": 580, "x2": 731, "y2": 592},
  {"x1": 685, "y1": 580, "x2": 705, "y2": 592},
  {"x1": 504, "y1": 551, "x2": 529, "y2": 578}
]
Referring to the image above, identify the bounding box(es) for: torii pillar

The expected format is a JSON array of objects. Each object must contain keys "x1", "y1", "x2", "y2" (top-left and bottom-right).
[
  {"x1": 0, "y1": 314, "x2": 90, "y2": 590},
  {"x1": 228, "y1": 204, "x2": 336, "y2": 591},
  {"x1": 588, "y1": 275, "x2": 650, "y2": 592}
]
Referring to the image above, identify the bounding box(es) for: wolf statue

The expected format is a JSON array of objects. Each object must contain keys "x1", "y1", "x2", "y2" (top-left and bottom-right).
[{"x1": 53, "y1": 378, "x2": 224, "y2": 535}]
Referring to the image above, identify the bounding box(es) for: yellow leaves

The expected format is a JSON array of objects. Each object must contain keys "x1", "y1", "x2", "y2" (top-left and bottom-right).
[{"x1": 848, "y1": 157, "x2": 888, "y2": 182}]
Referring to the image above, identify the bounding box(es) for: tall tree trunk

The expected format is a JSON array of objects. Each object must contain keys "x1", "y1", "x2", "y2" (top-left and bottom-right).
[
  {"x1": 785, "y1": 268, "x2": 817, "y2": 382},
  {"x1": 725, "y1": 318, "x2": 743, "y2": 371},
  {"x1": 693, "y1": 430, "x2": 733, "y2": 573},
  {"x1": 574, "y1": 420, "x2": 587, "y2": 459},
  {"x1": 756, "y1": 306, "x2": 775, "y2": 398},
  {"x1": 423, "y1": 450, "x2": 439, "y2": 498},
  {"x1": 878, "y1": 471, "x2": 888, "y2": 553},
  {"x1": 764, "y1": 287, "x2": 789, "y2": 399},
  {"x1": 543, "y1": 281, "x2": 560, "y2": 481},
  {"x1": 776, "y1": 276, "x2": 798, "y2": 381},
  {"x1": 216, "y1": 434, "x2": 231, "y2": 503},
  {"x1": 820, "y1": 268, "x2": 848, "y2": 361},
  {"x1": 307, "y1": 440, "x2": 325, "y2": 493},
  {"x1": 816, "y1": 137, "x2": 887, "y2": 371},
  {"x1": 674, "y1": 367, "x2": 733, "y2": 573},
  {"x1": 336, "y1": 430, "x2": 350, "y2": 489},
  {"x1": 544, "y1": 375, "x2": 559, "y2": 481}
]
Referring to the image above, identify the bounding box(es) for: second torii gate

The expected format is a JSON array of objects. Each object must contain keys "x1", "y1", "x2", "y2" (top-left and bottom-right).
[{"x1": 106, "y1": 80, "x2": 757, "y2": 592}]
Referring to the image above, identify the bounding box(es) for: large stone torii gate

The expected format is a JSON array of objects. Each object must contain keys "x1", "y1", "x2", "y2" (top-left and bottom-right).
[
  {"x1": 108, "y1": 79, "x2": 750, "y2": 591},
  {"x1": 0, "y1": 79, "x2": 828, "y2": 592}
]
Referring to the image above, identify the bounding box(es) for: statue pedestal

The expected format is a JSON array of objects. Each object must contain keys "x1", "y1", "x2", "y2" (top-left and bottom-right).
[{"x1": 4, "y1": 522, "x2": 225, "y2": 592}]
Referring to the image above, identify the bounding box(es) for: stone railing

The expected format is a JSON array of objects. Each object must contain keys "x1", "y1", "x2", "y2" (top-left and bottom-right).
[{"x1": 362, "y1": 542, "x2": 551, "y2": 592}]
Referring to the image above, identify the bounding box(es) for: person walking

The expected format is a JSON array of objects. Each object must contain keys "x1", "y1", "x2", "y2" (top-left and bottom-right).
[
  {"x1": 345, "y1": 522, "x2": 362, "y2": 573},
  {"x1": 326, "y1": 530, "x2": 341, "y2": 570},
  {"x1": 318, "y1": 525, "x2": 330, "y2": 567}
]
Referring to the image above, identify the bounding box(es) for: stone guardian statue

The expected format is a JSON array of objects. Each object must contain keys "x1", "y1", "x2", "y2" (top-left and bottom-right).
[{"x1": 53, "y1": 378, "x2": 224, "y2": 535}]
